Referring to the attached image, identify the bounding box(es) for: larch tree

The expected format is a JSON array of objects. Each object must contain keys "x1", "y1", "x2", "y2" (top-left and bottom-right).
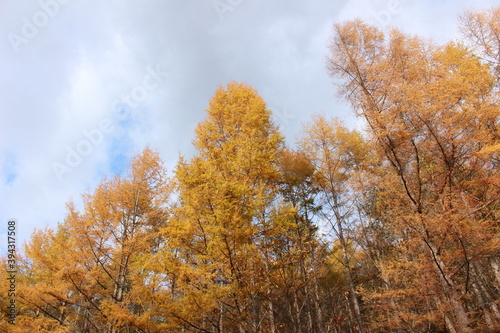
[
  {"x1": 269, "y1": 148, "x2": 328, "y2": 333},
  {"x1": 327, "y1": 16, "x2": 500, "y2": 332},
  {"x1": 299, "y1": 115, "x2": 374, "y2": 333},
  {"x1": 13, "y1": 148, "x2": 171, "y2": 333},
  {"x1": 158, "y1": 82, "x2": 286, "y2": 332},
  {"x1": 460, "y1": 7, "x2": 500, "y2": 84}
]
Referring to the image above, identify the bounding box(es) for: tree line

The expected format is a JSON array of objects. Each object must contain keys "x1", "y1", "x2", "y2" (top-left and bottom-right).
[{"x1": 1, "y1": 7, "x2": 499, "y2": 333}]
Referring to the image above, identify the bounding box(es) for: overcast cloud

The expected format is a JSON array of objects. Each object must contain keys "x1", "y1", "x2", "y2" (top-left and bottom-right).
[{"x1": 1, "y1": 0, "x2": 498, "y2": 253}]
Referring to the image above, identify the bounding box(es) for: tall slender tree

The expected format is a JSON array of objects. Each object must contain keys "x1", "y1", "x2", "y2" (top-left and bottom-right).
[
  {"x1": 327, "y1": 17, "x2": 500, "y2": 332},
  {"x1": 300, "y1": 115, "x2": 374, "y2": 333},
  {"x1": 159, "y1": 82, "x2": 285, "y2": 332}
]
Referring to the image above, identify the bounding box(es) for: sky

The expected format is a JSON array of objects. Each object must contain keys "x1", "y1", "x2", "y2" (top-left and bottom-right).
[{"x1": 0, "y1": 0, "x2": 498, "y2": 254}]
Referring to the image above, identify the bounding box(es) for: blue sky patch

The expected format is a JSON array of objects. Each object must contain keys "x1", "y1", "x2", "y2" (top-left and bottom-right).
[{"x1": 3, "y1": 153, "x2": 18, "y2": 186}]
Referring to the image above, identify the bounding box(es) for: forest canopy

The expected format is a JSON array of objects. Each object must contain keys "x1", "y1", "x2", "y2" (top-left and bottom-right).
[{"x1": 1, "y1": 7, "x2": 499, "y2": 333}]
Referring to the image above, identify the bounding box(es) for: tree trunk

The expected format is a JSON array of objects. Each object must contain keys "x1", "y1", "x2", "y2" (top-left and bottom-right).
[
  {"x1": 337, "y1": 219, "x2": 365, "y2": 333},
  {"x1": 268, "y1": 299, "x2": 276, "y2": 333},
  {"x1": 426, "y1": 239, "x2": 473, "y2": 333},
  {"x1": 313, "y1": 278, "x2": 324, "y2": 333}
]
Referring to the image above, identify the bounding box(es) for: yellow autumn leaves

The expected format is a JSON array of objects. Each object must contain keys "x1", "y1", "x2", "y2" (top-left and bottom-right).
[{"x1": 1, "y1": 7, "x2": 499, "y2": 333}]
